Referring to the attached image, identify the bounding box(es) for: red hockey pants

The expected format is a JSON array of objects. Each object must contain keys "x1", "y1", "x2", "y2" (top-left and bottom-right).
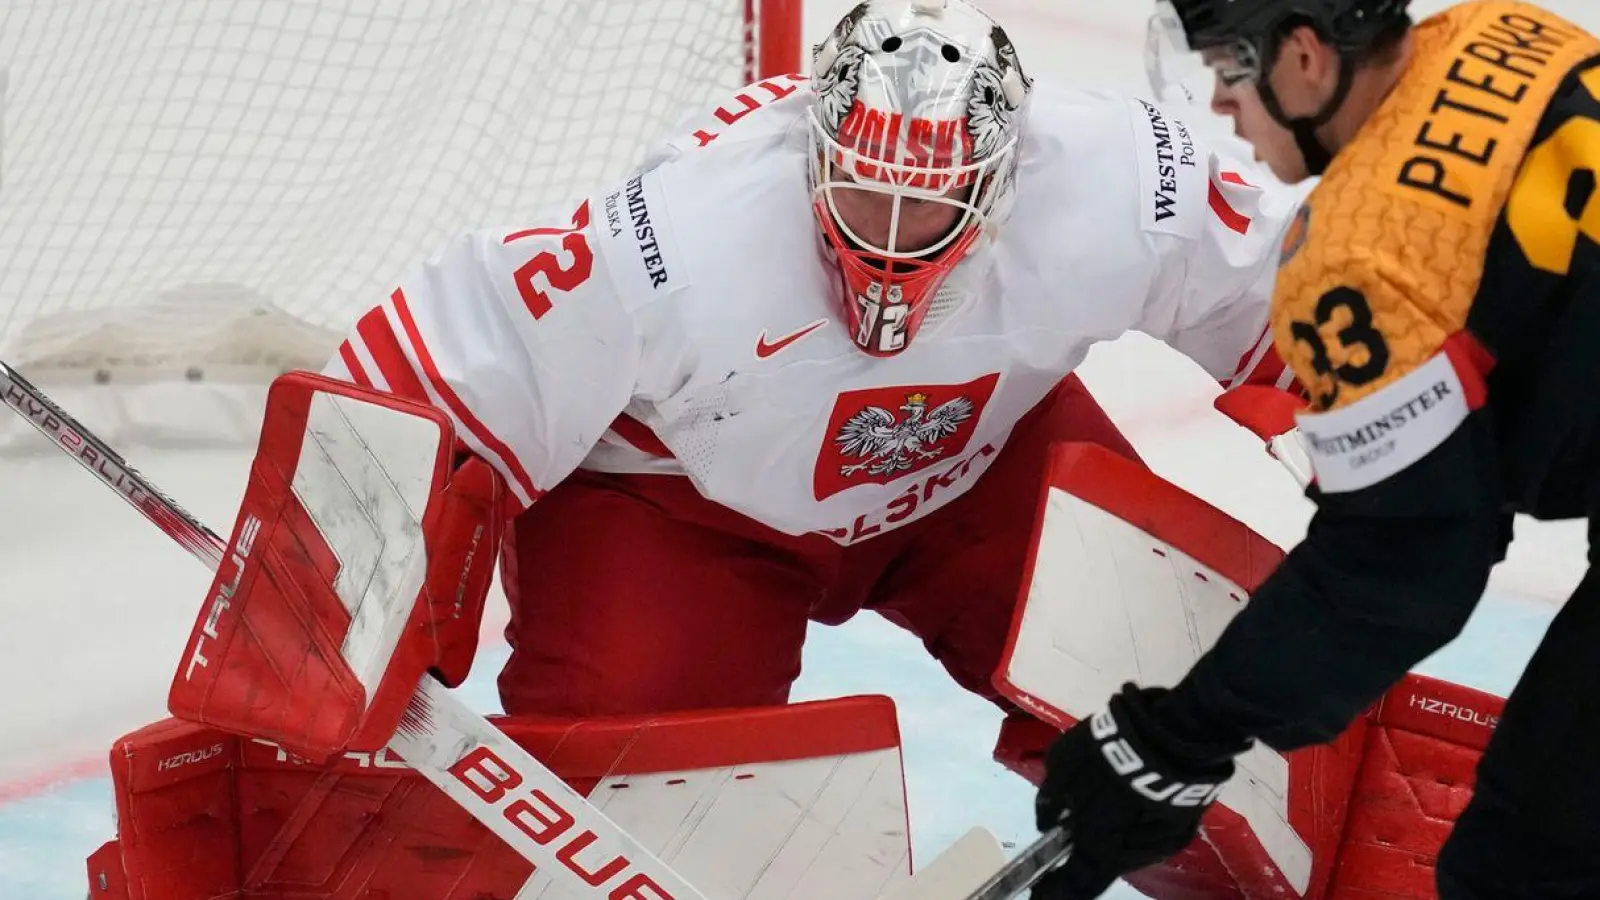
[{"x1": 497, "y1": 373, "x2": 1140, "y2": 718}]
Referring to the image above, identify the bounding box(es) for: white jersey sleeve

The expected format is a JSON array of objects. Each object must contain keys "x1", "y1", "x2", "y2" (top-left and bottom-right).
[
  {"x1": 1127, "y1": 99, "x2": 1309, "y2": 391},
  {"x1": 322, "y1": 199, "x2": 643, "y2": 508}
]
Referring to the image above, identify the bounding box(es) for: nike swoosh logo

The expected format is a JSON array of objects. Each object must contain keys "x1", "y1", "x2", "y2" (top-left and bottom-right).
[{"x1": 755, "y1": 318, "x2": 829, "y2": 359}]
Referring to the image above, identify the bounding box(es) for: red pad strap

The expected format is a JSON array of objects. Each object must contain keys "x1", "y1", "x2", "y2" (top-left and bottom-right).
[{"x1": 1215, "y1": 384, "x2": 1307, "y2": 443}]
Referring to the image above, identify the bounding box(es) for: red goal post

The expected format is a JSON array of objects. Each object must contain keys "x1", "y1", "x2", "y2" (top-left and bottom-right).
[{"x1": 750, "y1": 0, "x2": 806, "y2": 84}]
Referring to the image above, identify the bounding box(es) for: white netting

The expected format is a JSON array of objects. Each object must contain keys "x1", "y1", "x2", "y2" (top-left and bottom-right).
[{"x1": 0, "y1": 0, "x2": 779, "y2": 383}]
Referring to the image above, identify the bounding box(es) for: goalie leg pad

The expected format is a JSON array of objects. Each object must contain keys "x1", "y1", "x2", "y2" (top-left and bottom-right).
[
  {"x1": 1431, "y1": 565, "x2": 1600, "y2": 898},
  {"x1": 168, "y1": 372, "x2": 503, "y2": 761},
  {"x1": 995, "y1": 444, "x2": 1507, "y2": 900},
  {"x1": 91, "y1": 697, "x2": 911, "y2": 900}
]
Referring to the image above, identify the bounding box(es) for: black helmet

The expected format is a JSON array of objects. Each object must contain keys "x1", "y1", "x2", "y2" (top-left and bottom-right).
[
  {"x1": 1167, "y1": 0, "x2": 1409, "y2": 57},
  {"x1": 1149, "y1": 0, "x2": 1411, "y2": 175}
]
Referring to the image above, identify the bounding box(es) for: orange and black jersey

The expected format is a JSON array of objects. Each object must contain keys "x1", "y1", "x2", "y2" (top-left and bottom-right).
[
  {"x1": 1274, "y1": 2, "x2": 1600, "y2": 516},
  {"x1": 1157, "y1": 2, "x2": 1600, "y2": 760}
]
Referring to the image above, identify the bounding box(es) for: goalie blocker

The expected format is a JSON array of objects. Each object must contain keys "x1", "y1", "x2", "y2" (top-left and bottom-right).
[
  {"x1": 993, "y1": 442, "x2": 1506, "y2": 899},
  {"x1": 168, "y1": 372, "x2": 505, "y2": 762}
]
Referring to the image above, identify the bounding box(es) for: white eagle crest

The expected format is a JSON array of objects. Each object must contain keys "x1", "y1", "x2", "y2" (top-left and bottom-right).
[
  {"x1": 835, "y1": 391, "x2": 975, "y2": 478},
  {"x1": 966, "y1": 63, "x2": 1018, "y2": 160},
  {"x1": 816, "y1": 41, "x2": 868, "y2": 134},
  {"x1": 966, "y1": 24, "x2": 1030, "y2": 161}
]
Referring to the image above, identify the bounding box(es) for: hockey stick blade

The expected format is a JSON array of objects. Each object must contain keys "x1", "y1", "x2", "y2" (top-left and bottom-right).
[
  {"x1": 1, "y1": 359, "x2": 709, "y2": 899},
  {"x1": 963, "y1": 826, "x2": 1072, "y2": 900}
]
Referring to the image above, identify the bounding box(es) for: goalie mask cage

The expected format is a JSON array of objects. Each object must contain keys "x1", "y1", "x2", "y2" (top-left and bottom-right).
[{"x1": 0, "y1": 1, "x2": 801, "y2": 400}]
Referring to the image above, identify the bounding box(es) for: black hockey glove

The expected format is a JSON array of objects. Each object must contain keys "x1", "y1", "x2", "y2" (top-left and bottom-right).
[{"x1": 1030, "y1": 683, "x2": 1242, "y2": 899}]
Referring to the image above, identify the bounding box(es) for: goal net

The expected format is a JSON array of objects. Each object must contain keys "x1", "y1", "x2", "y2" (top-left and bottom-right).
[{"x1": 0, "y1": 0, "x2": 800, "y2": 397}]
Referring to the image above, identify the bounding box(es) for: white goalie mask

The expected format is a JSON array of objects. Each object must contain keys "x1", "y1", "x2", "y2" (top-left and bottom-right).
[{"x1": 808, "y1": 0, "x2": 1032, "y2": 356}]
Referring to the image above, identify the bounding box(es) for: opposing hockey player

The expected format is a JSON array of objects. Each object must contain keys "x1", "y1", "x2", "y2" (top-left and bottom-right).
[{"x1": 1030, "y1": 1, "x2": 1600, "y2": 897}]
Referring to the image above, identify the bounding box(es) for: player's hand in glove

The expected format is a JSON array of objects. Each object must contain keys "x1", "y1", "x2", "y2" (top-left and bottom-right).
[{"x1": 1030, "y1": 683, "x2": 1243, "y2": 899}]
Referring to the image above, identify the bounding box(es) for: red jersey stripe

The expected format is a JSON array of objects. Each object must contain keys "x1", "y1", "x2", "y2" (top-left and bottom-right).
[{"x1": 388, "y1": 288, "x2": 544, "y2": 505}]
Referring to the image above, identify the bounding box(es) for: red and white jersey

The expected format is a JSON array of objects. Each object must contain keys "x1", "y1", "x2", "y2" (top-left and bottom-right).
[{"x1": 326, "y1": 75, "x2": 1302, "y2": 545}]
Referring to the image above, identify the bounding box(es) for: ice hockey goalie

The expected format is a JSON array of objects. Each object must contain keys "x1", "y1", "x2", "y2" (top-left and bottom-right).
[{"x1": 86, "y1": 372, "x2": 1508, "y2": 900}]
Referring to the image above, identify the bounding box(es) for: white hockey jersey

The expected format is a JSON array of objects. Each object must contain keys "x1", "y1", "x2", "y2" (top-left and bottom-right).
[{"x1": 326, "y1": 74, "x2": 1302, "y2": 545}]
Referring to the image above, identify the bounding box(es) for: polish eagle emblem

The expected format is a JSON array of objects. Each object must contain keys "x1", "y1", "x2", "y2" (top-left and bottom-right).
[{"x1": 835, "y1": 391, "x2": 976, "y2": 478}]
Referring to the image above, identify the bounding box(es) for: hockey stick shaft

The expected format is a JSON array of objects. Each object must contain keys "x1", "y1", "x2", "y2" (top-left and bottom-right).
[
  {"x1": 0, "y1": 359, "x2": 226, "y2": 568},
  {"x1": 1, "y1": 359, "x2": 708, "y2": 899},
  {"x1": 964, "y1": 826, "x2": 1072, "y2": 900}
]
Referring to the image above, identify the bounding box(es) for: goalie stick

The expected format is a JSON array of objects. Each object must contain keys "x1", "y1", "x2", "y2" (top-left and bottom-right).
[
  {"x1": 0, "y1": 359, "x2": 709, "y2": 900},
  {"x1": 0, "y1": 360, "x2": 228, "y2": 569},
  {"x1": 961, "y1": 826, "x2": 1072, "y2": 900}
]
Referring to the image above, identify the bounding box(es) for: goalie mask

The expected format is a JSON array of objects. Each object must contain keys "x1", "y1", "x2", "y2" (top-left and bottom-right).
[{"x1": 810, "y1": 0, "x2": 1032, "y2": 357}]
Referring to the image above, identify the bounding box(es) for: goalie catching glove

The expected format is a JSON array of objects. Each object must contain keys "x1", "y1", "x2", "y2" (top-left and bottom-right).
[
  {"x1": 1031, "y1": 683, "x2": 1242, "y2": 899},
  {"x1": 168, "y1": 372, "x2": 505, "y2": 762}
]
